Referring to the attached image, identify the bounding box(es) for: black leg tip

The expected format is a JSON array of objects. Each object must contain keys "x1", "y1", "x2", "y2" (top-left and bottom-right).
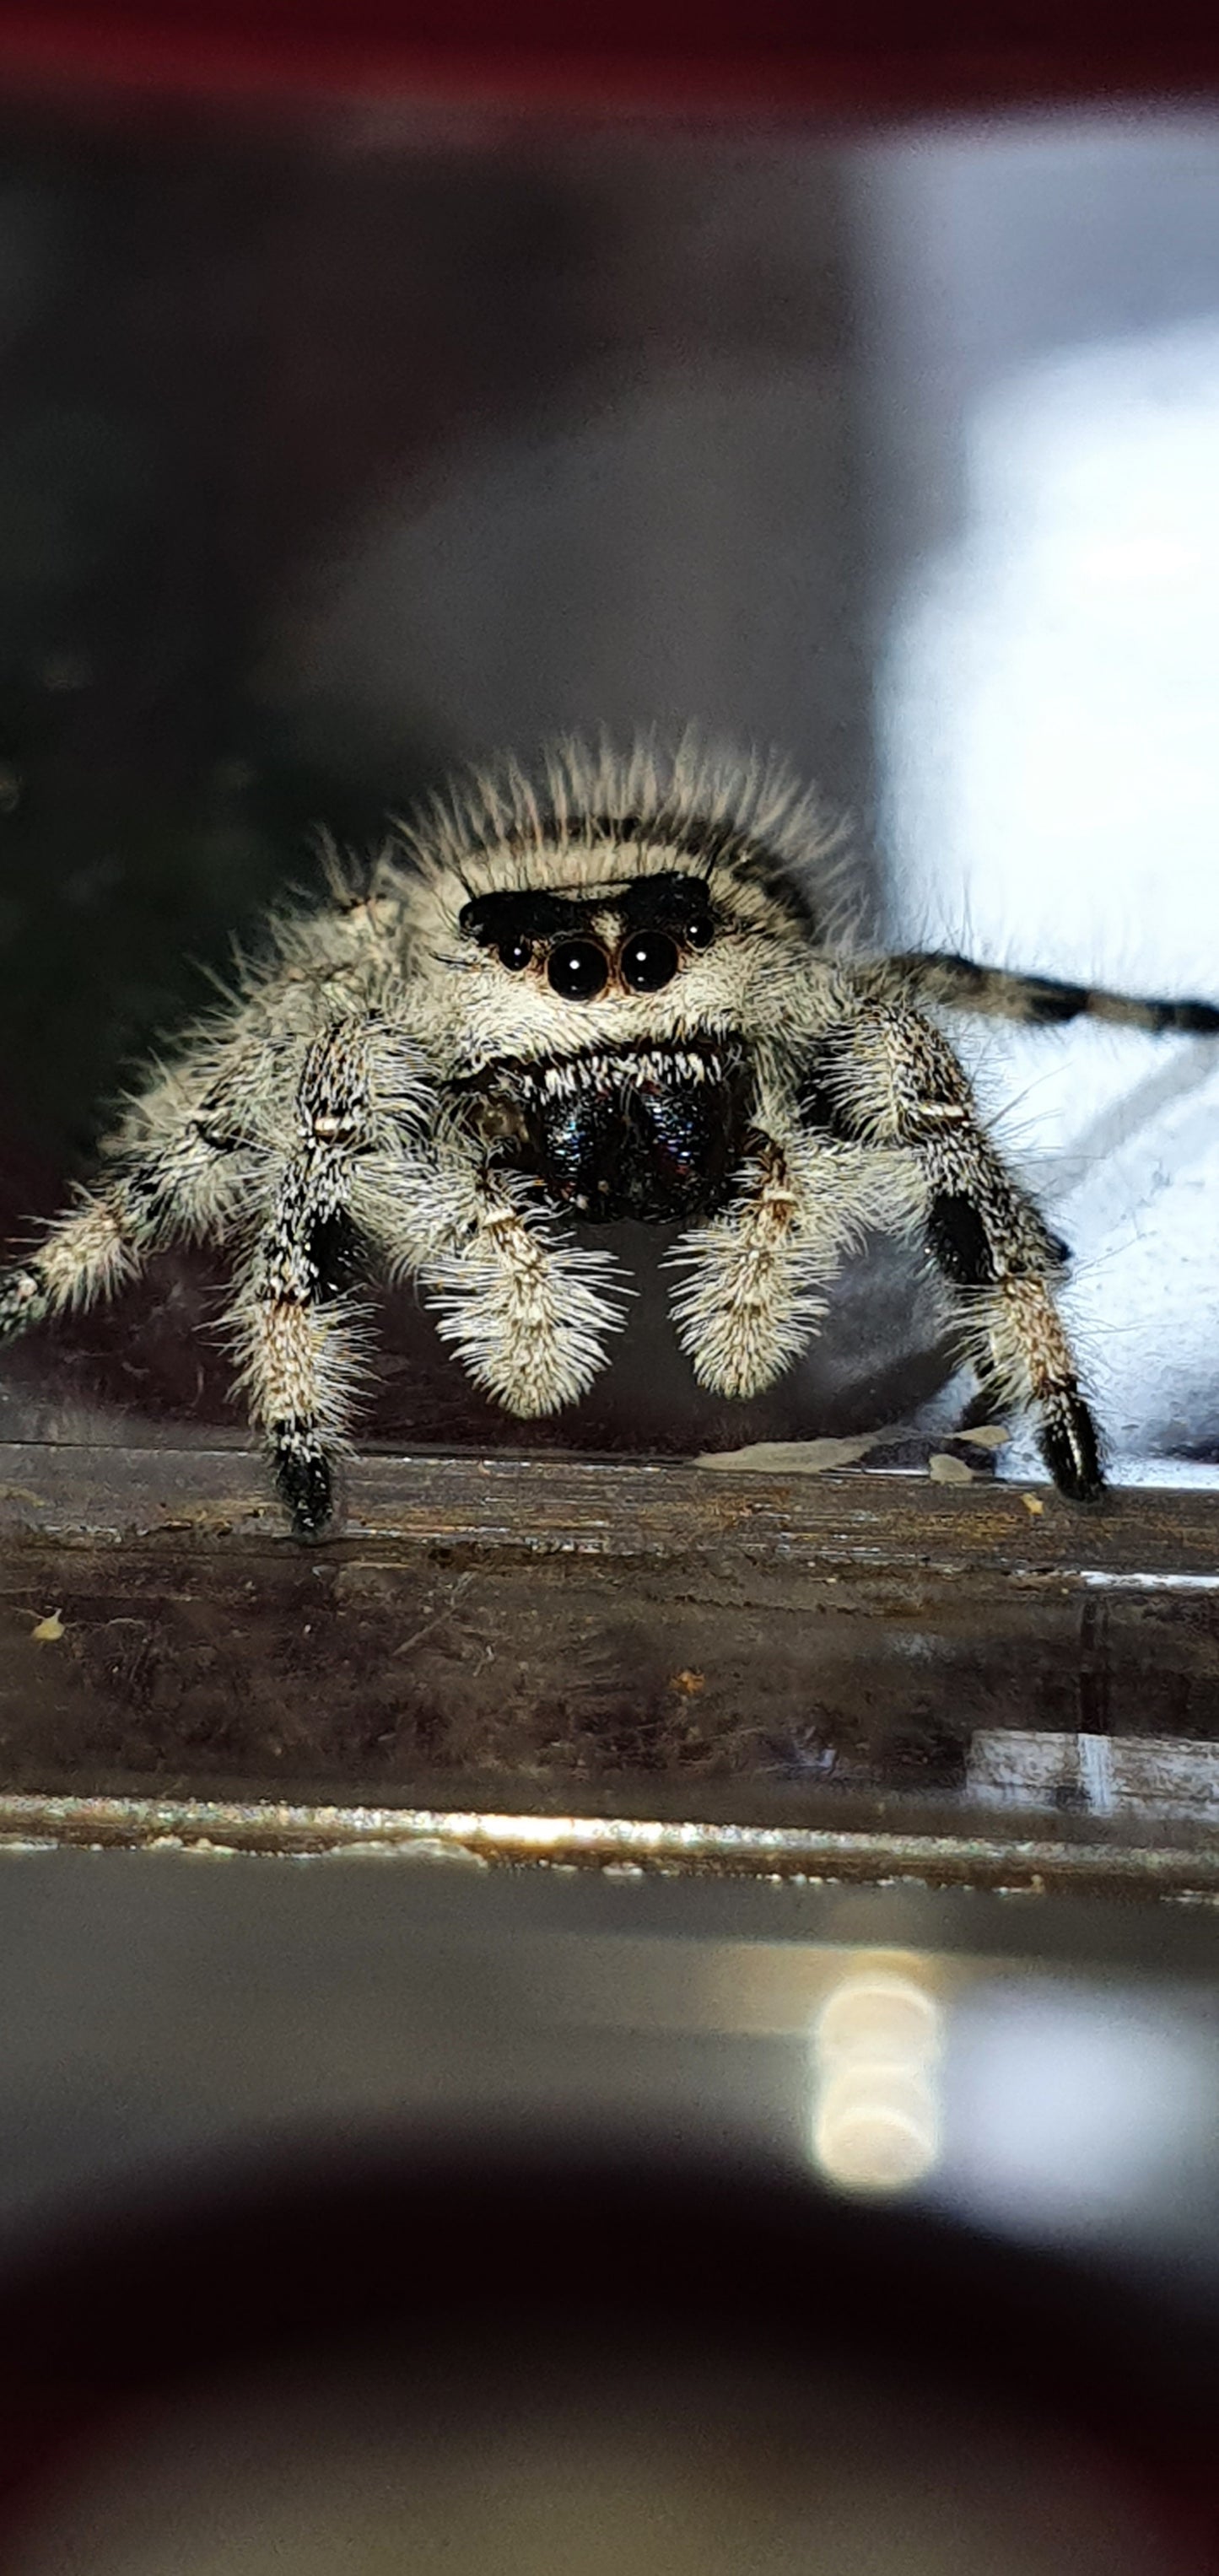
[
  {"x1": 1040, "y1": 1394, "x2": 1104, "y2": 1503},
  {"x1": 272, "y1": 1431, "x2": 334, "y2": 1540}
]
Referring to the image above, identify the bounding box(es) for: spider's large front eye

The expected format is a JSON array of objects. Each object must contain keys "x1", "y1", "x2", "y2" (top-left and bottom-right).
[
  {"x1": 547, "y1": 940, "x2": 608, "y2": 1001},
  {"x1": 621, "y1": 932, "x2": 678, "y2": 993},
  {"x1": 497, "y1": 937, "x2": 532, "y2": 972}
]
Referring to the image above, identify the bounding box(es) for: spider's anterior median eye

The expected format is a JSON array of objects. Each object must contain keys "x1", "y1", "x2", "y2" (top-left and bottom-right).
[
  {"x1": 497, "y1": 937, "x2": 533, "y2": 972},
  {"x1": 547, "y1": 940, "x2": 609, "y2": 1001},
  {"x1": 621, "y1": 932, "x2": 679, "y2": 993}
]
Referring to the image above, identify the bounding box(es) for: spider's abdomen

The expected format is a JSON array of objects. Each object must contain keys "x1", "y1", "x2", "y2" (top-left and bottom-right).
[{"x1": 476, "y1": 1044, "x2": 752, "y2": 1225}]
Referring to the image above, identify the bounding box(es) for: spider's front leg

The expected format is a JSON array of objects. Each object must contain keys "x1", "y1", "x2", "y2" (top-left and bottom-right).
[
  {"x1": 832, "y1": 994, "x2": 1102, "y2": 1499},
  {"x1": 668, "y1": 1091, "x2": 912, "y2": 1399},
  {"x1": 230, "y1": 1021, "x2": 416, "y2": 1539}
]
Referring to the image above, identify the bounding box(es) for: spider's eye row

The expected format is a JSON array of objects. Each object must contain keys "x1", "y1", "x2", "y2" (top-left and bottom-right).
[
  {"x1": 501, "y1": 909, "x2": 712, "y2": 995},
  {"x1": 547, "y1": 940, "x2": 609, "y2": 1001},
  {"x1": 621, "y1": 932, "x2": 679, "y2": 993}
]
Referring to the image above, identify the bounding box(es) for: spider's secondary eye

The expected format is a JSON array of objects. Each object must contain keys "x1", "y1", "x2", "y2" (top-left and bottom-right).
[
  {"x1": 547, "y1": 939, "x2": 609, "y2": 1001},
  {"x1": 497, "y1": 937, "x2": 532, "y2": 971},
  {"x1": 684, "y1": 914, "x2": 715, "y2": 951},
  {"x1": 621, "y1": 932, "x2": 678, "y2": 993}
]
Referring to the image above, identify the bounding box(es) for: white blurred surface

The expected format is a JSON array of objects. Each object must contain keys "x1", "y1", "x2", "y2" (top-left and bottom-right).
[{"x1": 871, "y1": 132, "x2": 1219, "y2": 1470}]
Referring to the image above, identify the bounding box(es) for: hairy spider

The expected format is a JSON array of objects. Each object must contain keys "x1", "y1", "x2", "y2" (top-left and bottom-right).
[{"x1": 1, "y1": 738, "x2": 1215, "y2": 1537}]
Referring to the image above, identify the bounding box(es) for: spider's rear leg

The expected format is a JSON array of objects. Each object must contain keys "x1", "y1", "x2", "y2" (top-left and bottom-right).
[
  {"x1": 0, "y1": 1104, "x2": 245, "y2": 1343},
  {"x1": 0, "y1": 1199, "x2": 135, "y2": 1343},
  {"x1": 896, "y1": 950, "x2": 1219, "y2": 1036},
  {"x1": 830, "y1": 998, "x2": 1103, "y2": 1499},
  {"x1": 668, "y1": 1122, "x2": 913, "y2": 1399}
]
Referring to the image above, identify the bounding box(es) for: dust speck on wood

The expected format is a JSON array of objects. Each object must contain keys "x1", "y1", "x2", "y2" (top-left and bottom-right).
[
  {"x1": 695, "y1": 1433, "x2": 892, "y2": 1474},
  {"x1": 927, "y1": 1452, "x2": 979, "y2": 1486}
]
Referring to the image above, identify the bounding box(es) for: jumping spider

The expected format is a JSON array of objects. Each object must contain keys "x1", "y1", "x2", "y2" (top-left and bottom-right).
[{"x1": 1, "y1": 738, "x2": 1215, "y2": 1537}]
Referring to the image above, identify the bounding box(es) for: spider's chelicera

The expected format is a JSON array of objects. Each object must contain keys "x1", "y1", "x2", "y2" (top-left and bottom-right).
[{"x1": 1, "y1": 737, "x2": 1215, "y2": 1537}]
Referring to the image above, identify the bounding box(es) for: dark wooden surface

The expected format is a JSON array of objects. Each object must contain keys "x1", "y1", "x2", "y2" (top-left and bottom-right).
[{"x1": 1, "y1": 1440, "x2": 1217, "y2": 1895}]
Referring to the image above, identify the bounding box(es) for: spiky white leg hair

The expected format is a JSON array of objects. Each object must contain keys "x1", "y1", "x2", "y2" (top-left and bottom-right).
[
  {"x1": 669, "y1": 1126, "x2": 914, "y2": 1400},
  {"x1": 0, "y1": 1069, "x2": 253, "y2": 1344},
  {"x1": 425, "y1": 1182, "x2": 628, "y2": 1418},
  {"x1": 350, "y1": 1140, "x2": 628, "y2": 1418}
]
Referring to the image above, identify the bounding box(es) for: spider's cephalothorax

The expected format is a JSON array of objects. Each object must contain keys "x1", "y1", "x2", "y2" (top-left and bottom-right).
[
  {"x1": 453, "y1": 873, "x2": 754, "y2": 1225},
  {"x1": 1, "y1": 736, "x2": 1216, "y2": 1537}
]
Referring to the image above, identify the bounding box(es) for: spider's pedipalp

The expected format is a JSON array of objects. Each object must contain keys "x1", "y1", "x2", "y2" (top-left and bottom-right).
[
  {"x1": 668, "y1": 1113, "x2": 914, "y2": 1399},
  {"x1": 343, "y1": 1066, "x2": 629, "y2": 1421},
  {"x1": 425, "y1": 1173, "x2": 627, "y2": 1418}
]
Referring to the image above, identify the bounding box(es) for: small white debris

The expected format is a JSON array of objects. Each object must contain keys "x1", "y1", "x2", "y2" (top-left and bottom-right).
[
  {"x1": 927, "y1": 1452, "x2": 978, "y2": 1485},
  {"x1": 696, "y1": 1434, "x2": 886, "y2": 1474}
]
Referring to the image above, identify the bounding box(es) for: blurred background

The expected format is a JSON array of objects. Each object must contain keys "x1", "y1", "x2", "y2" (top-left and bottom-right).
[
  {"x1": 0, "y1": 76, "x2": 1216, "y2": 2571},
  {"x1": 0, "y1": 1856, "x2": 1216, "y2": 2570},
  {"x1": 3, "y1": 1853, "x2": 1219, "y2": 2289},
  {"x1": 0, "y1": 97, "x2": 1216, "y2": 1462}
]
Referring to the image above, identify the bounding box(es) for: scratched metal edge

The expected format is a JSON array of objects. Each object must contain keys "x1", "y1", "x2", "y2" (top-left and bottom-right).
[{"x1": 1, "y1": 1794, "x2": 1218, "y2": 1897}]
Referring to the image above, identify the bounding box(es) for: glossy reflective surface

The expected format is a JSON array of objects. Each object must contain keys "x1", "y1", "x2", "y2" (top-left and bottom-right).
[{"x1": 0, "y1": 1851, "x2": 1215, "y2": 2294}]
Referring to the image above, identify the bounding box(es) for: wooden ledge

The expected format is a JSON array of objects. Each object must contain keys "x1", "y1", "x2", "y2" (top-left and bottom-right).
[
  {"x1": 0, "y1": 1438, "x2": 1216, "y2": 1571},
  {"x1": 0, "y1": 1442, "x2": 1216, "y2": 1892}
]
